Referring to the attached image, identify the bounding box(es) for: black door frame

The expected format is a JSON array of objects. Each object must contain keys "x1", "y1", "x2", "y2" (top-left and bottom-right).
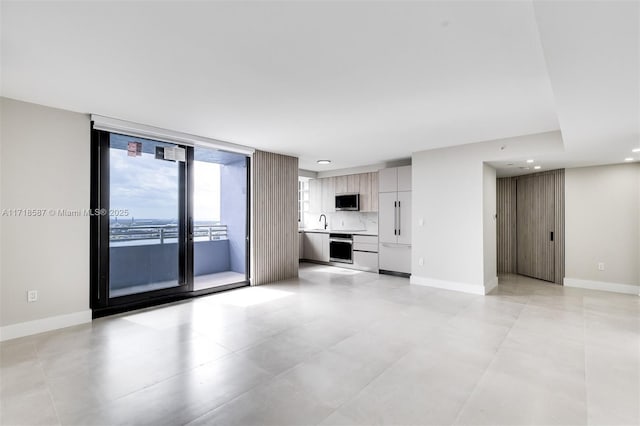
[{"x1": 90, "y1": 126, "x2": 250, "y2": 318}]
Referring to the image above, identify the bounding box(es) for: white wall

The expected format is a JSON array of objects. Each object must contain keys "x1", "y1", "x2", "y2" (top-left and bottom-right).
[
  {"x1": 0, "y1": 98, "x2": 91, "y2": 338},
  {"x1": 410, "y1": 131, "x2": 564, "y2": 295},
  {"x1": 483, "y1": 163, "x2": 497, "y2": 290},
  {"x1": 411, "y1": 149, "x2": 485, "y2": 292},
  {"x1": 565, "y1": 163, "x2": 640, "y2": 288}
]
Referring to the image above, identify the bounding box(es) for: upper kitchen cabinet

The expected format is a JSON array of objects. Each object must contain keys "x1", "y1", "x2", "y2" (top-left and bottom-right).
[
  {"x1": 309, "y1": 179, "x2": 322, "y2": 213},
  {"x1": 335, "y1": 174, "x2": 360, "y2": 194},
  {"x1": 308, "y1": 172, "x2": 379, "y2": 213},
  {"x1": 347, "y1": 174, "x2": 360, "y2": 193},
  {"x1": 379, "y1": 165, "x2": 411, "y2": 192},
  {"x1": 335, "y1": 175, "x2": 348, "y2": 194},
  {"x1": 370, "y1": 172, "x2": 379, "y2": 211},
  {"x1": 359, "y1": 172, "x2": 379, "y2": 212},
  {"x1": 321, "y1": 177, "x2": 335, "y2": 213}
]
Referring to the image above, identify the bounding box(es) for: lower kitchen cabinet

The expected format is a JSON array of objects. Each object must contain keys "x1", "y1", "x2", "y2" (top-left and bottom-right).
[
  {"x1": 353, "y1": 235, "x2": 379, "y2": 272},
  {"x1": 302, "y1": 232, "x2": 329, "y2": 262},
  {"x1": 353, "y1": 250, "x2": 378, "y2": 272},
  {"x1": 379, "y1": 243, "x2": 411, "y2": 274}
]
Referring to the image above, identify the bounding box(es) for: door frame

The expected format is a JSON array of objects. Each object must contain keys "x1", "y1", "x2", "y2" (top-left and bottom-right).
[{"x1": 90, "y1": 127, "x2": 251, "y2": 318}]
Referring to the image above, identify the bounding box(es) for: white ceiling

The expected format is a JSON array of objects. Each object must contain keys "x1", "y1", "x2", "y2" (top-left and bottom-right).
[{"x1": 1, "y1": 1, "x2": 638, "y2": 173}]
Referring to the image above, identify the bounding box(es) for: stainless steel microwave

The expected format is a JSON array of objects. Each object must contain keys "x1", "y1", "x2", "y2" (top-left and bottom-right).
[{"x1": 335, "y1": 194, "x2": 359, "y2": 211}]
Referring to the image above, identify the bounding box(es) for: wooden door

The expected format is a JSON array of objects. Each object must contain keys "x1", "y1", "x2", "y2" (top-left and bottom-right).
[{"x1": 516, "y1": 173, "x2": 555, "y2": 282}]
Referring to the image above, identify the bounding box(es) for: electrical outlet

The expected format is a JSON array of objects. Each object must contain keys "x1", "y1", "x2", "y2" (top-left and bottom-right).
[
  {"x1": 418, "y1": 257, "x2": 424, "y2": 266},
  {"x1": 598, "y1": 262, "x2": 605, "y2": 271},
  {"x1": 27, "y1": 290, "x2": 38, "y2": 303}
]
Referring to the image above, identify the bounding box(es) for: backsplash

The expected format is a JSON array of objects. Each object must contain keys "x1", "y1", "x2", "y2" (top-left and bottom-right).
[{"x1": 302, "y1": 211, "x2": 378, "y2": 234}]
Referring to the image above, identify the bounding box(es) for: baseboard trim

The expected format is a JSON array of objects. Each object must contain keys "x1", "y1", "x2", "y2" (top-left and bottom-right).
[
  {"x1": 410, "y1": 276, "x2": 488, "y2": 295},
  {"x1": 0, "y1": 310, "x2": 92, "y2": 342},
  {"x1": 484, "y1": 276, "x2": 499, "y2": 294},
  {"x1": 564, "y1": 278, "x2": 640, "y2": 296}
]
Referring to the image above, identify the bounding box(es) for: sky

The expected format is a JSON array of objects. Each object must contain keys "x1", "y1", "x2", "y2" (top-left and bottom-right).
[{"x1": 110, "y1": 148, "x2": 220, "y2": 222}]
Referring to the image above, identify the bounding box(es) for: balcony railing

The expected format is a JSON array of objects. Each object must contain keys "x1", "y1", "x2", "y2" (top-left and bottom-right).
[{"x1": 110, "y1": 224, "x2": 228, "y2": 245}]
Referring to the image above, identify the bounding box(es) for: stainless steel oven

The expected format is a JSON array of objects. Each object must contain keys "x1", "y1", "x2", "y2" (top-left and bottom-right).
[{"x1": 329, "y1": 233, "x2": 353, "y2": 264}]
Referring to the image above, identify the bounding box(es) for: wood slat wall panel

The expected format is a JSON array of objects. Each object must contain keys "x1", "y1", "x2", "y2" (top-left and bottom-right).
[
  {"x1": 554, "y1": 169, "x2": 565, "y2": 284},
  {"x1": 251, "y1": 150, "x2": 299, "y2": 286},
  {"x1": 497, "y1": 178, "x2": 517, "y2": 273},
  {"x1": 498, "y1": 169, "x2": 565, "y2": 284}
]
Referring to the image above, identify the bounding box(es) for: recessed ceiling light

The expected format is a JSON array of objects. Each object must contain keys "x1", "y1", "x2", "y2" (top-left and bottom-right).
[
  {"x1": 632, "y1": 148, "x2": 640, "y2": 153},
  {"x1": 624, "y1": 157, "x2": 634, "y2": 162},
  {"x1": 317, "y1": 160, "x2": 331, "y2": 165},
  {"x1": 534, "y1": 166, "x2": 541, "y2": 170},
  {"x1": 526, "y1": 159, "x2": 534, "y2": 163}
]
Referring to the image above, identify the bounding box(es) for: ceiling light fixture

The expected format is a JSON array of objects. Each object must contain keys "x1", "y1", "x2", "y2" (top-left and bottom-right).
[
  {"x1": 526, "y1": 159, "x2": 534, "y2": 163},
  {"x1": 624, "y1": 157, "x2": 634, "y2": 162},
  {"x1": 534, "y1": 166, "x2": 541, "y2": 170},
  {"x1": 317, "y1": 160, "x2": 331, "y2": 165},
  {"x1": 632, "y1": 148, "x2": 640, "y2": 153}
]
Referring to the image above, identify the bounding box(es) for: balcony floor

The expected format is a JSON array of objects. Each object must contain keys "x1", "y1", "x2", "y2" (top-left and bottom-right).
[
  {"x1": 110, "y1": 271, "x2": 246, "y2": 298},
  {"x1": 194, "y1": 271, "x2": 247, "y2": 291}
]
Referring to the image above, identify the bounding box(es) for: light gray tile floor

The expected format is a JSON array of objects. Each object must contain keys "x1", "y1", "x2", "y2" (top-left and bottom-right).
[{"x1": 1, "y1": 264, "x2": 638, "y2": 425}]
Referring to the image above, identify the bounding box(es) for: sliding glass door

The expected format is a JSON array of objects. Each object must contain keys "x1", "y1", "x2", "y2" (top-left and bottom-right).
[
  {"x1": 108, "y1": 134, "x2": 187, "y2": 298},
  {"x1": 90, "y1": 129, "x2": 249, "y2": 316},
  {"x1": 192, "y1": 146, "x2": 248, "y2": 291}
]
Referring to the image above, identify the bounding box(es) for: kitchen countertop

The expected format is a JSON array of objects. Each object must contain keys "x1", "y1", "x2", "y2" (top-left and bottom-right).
[{"x1": 299, "y1": 228, "x2": 378, "y2": 236}]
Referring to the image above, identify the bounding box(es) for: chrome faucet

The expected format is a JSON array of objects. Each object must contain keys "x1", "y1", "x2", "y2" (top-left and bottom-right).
[{"x1": 319, "y1": 214, "x2": 328, "y2": 230}]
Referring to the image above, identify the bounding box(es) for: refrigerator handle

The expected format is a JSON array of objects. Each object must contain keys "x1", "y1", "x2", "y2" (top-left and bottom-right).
[
  {"x1": 398, "y1": 201, "x2": 401, "y2": 236},
  {"x1": 394, "y1": 201, "x2": 397, "y2": 235}
]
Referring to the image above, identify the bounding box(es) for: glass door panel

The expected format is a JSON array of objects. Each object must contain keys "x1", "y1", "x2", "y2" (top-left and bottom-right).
[
  {"x1": 108, "y1": 134, "x2": 185, "y2": 298},
  {"x1": 192, "y1": 146, "x2": 248, "y2": 291}
]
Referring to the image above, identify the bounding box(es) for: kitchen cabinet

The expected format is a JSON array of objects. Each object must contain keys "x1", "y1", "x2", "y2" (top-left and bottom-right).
[
  {"x1": 379, "y1": 190, "x2": 412, "y2": 244},
  {"x1": 309, "y1": 172, "x2": 379, "y2": 213},
  {"x1": 335, "y1": 176, "x2": 348, "y2": 194},
  {"x1": 379, "y1": 166, "x2": 411, "y2": 193},
  {"x1": 378, "y1": 192, "x2": 397, "y2": 243},
  {"x1": 378, "y1": 166, "x2": 412, "y2": 275},
  {"x1": 358, "y1": 172, "x2": 378, "y2": 213},
  {"x1": 309, "y1": 179, "x2": 322, "y2": 213},
  {"x1": 353, "y1": 251, "x2": 378, "y2": 272},
  {"x1": 335, "y1": 174, "x2": 360, "y2": 195},
  {"x1": 347, "y1": 174, "x2": 360, "y2": 193},
  {"x1": 302, "y1": 232, "x2": 330, "y2": 262},
  {"x1": 397, "y1": 166, "x2": 411, "y2": 191},
  {"x1": 353, "y1": 235, "x2": 378, "y2": 272},
  {"x1": 359, "y1": 173, "x2": 371, "y2": 212},
  {"x1": 370, "y1": 172, "x2": 379, "y2": 211},
  {"x1": 379, "y1": 243, "x2": 411, "y2": 274},
  {"x1": 321, "y1": 177, "x2": 335, "y2": 213},
  {"x1": 397, "y1": 191, "x2": 411, "y2": 245},
  {"x1": 299, "y1": 232, "x2": 303, "y2": 259}
]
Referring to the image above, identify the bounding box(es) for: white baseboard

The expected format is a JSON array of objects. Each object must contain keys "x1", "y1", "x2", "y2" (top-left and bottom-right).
[
  {"x1": 564, "y1": 278, "x2": 640, "y2": 296},
  {"x1": 0, "y1": 310, "x2": 92, "y2": 342},
  {"x1": 410, "y1": 275, "x2": 488, "y2": 295},
  {"x1": 484, "y1": 276, "x2": 499, "y2": 294}
]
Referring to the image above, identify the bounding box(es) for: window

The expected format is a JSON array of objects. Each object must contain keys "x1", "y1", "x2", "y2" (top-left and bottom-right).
[{"x1": 298, "y1": 177, "x2": 310, "y2": 226}]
